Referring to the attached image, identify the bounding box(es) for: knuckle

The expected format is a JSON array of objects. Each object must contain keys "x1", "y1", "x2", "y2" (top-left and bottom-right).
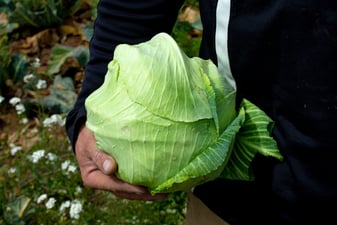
[{"x1": 94, "y1": 149, "x2": 105, "y2": 162}]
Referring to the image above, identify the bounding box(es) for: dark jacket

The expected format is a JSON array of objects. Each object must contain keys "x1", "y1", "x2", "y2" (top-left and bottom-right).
[{"x1": 66, "y1": 0, "x2": 337, "y2": 224}]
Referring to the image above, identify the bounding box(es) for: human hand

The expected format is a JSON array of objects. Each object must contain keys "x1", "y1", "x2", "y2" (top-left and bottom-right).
[{"x1": 74, "y1": 125, "x2": 167, "y2": 200}]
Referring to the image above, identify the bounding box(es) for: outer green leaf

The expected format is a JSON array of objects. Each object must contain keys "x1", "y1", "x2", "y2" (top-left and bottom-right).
[
  {"x1": 152, "y1": 110, "x2": 244, "y2": 194},
  {"x1": 220, "y1": 99, "x2": 284, "y2": 180}
]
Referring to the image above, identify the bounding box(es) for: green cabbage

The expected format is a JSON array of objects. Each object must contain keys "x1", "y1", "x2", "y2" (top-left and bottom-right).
[{"x1": 85, "y1": 32, "x2": 283, "y2": 195}]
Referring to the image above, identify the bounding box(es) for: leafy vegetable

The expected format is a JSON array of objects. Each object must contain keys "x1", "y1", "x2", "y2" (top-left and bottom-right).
[
  {"x1": 48, "y1": 44, "x2": 89, "y2": 76},
  {"x1": 85, "y1": 32, "x2": 283, "y2": 195}
]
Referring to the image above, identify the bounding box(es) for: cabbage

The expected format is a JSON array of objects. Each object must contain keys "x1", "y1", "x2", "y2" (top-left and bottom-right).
[{"x1": 85, "y1": 33, "x2": 283, "y2": 195}]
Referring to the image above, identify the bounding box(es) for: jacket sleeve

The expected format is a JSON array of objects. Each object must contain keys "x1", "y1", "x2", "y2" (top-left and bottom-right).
[{"x1": 65, "y1": 0, "x2": 185, "y2": 150}]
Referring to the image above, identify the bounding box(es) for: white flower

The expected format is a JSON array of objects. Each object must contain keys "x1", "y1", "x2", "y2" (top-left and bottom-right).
[
  {"x1": 69, "y1": 200, "x2": 82, "y2": 219},
  {"x1": 8, "y1": 167, "x2": 17, "y2": 174},
  {"x1": 47, "y1": 152, "x2": 57, "y2": 161},
  {"x1": 36, "y1": 79, "x2": 47, "y2": 89},
  {"x1": 23, "y1": 74, "x2": 35, "y2": 83},
  {"x1": 45, "y1": 197, "x2": 56, "y2": 209},
  {"x1": 10, "y1": 144, "x2": 22, "y2": 156},
  {"x1": 61, "y1": 160, "x2": 77, "y2": 174},
  {"x1": 43, "y1": 118, "x2": 53, "y2": 128},
  {"x1": 32, "y1": 58, "x2": 41, "y2": 68},
  {"x1": 15, "y1": 103, "x2": 25, "y2": 115},
  {"x1": 59, "y1": 200, "x2": 71, "y2": 213},
  {"x1": 20, "y1": 117, "x2": 28, "y2": 124},
  {"x1": 67, "y1": 165, "x2": 77, "y2": 173},
  {"x1": 43, "y1": 114, "x2": 65, "y2": 128},
  {"x1": 37, "y1": 194, "x2": 48, "y2": 204},
  {"x1": 61, "y1": 160, "x2": 71, "y2": 171},
  {"x1": 58, "y1": 189, "x2": 67, "y2": 194},
  {"x1": 75, "y1": 186, "x2": 82, "y2": 195},
  {"x1": 9, "y1": 97, "x2": 21, "y2": 106},
  {"x1": 30, "y1": 149, "x2": 45, "y2": 163},
  {"x1": 0, "y1": 96, "x2": 4, "y2": 104},
  {"x1": 166, "y1": 208, "x2": 177, "y2": 214}
]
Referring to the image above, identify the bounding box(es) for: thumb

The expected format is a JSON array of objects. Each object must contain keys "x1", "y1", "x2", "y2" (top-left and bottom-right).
[
  {"x1": 93, "y1": 149, "x2": 117, "y2": 175},
  {"x1": 77, "y1": 125, "x2": 117, "y2": 175}
]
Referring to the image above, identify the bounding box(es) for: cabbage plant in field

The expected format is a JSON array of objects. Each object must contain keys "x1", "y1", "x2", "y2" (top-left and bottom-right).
[{"x1": 85, "y1": 32, "x2": 283, "y2": 195}]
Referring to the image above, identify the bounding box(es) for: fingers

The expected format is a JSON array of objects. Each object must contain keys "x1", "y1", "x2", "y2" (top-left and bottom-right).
[
  {"x1": 81, "y1": 164, "x2": 167, "y2": 200},
  {"x1": 93, "y1": 148, "x2": 116, "y2": 175},
  {"x1": 74, "y1": 125, "x2": 167, "y2": 201},
  {"x1": 84, "y1": 169, "x2": 167, "y2": 200},
  {"x1": 76, "y1": 126, "x2": 117, "y2": 175}
]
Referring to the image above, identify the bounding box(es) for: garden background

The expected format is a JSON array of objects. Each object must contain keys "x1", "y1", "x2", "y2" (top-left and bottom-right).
[{"x1": 0, "y1": 0, "x2": 201, "y2": 224}]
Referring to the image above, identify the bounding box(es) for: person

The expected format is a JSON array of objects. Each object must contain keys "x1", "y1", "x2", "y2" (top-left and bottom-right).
[{"x1": 65, "y1": 0, "x2": 337, "y2": 224}]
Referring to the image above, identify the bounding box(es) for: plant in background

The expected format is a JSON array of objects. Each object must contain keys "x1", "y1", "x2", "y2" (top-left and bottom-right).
[
  {"x1": 47, "y1": 44, "x2": 89, "y2": 76},
  {"x1": 2, "y1": 55, "x2": 50, "y2": 119},
  {"x1": 171, "y1": 0, "x2": 201, "y2": 57},
  {"x1": 0, "y1": 35, "x2": 9, "y2": 94},
  {"x1": 171, "y1": 20, "x2": 201, "y2": 57},
  {"x1": 0, "y1": 34, "x2": 45, "y2": 101},
  {"x1": 1, "y1": 0, "x2": 86, "y2": 29}
]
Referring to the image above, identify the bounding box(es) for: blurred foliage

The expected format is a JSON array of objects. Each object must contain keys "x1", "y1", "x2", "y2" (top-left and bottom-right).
[
  {"x1": 8, "y1": 54, "x2": 29, "y2": 84},
  {"x1": 172, "y1": 20, "x2": 201, "y2": 57},
  {"x1": 183, "y1": 0, "x2": 199, "y2": 7},
  {"x1": 48, "y1": 44, "x2": 89, "y2": 76},
  {"x1": 0, "y1": 0, "x2": 86, "y2": 29},
  {"x1": 0, "y1": 34, "x2": 10, "y2": 95},
  {"x1": 172, "y1": 1, "x2": 202, "y2": 57}
]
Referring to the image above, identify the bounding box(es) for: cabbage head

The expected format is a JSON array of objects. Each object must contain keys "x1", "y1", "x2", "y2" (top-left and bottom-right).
[{"x1": 85, "y1": 32, "x2": 283, "y2": 195}]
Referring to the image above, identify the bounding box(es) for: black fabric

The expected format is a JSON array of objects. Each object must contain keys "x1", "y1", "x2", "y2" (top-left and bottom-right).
[
  {"x1": 66, "y1": 0, "x2": 337, "y2": 224},
  {"x1": 195, "y1": 0, "x2": 337, "y2": 225},
  {"x1": 198, "y1": 0, "x2": 218, "y2": 62}
]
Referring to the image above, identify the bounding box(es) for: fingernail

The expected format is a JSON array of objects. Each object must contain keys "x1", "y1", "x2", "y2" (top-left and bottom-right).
[{"x1": 103, "y1": 160, "x2": 113, "y2": 174}]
